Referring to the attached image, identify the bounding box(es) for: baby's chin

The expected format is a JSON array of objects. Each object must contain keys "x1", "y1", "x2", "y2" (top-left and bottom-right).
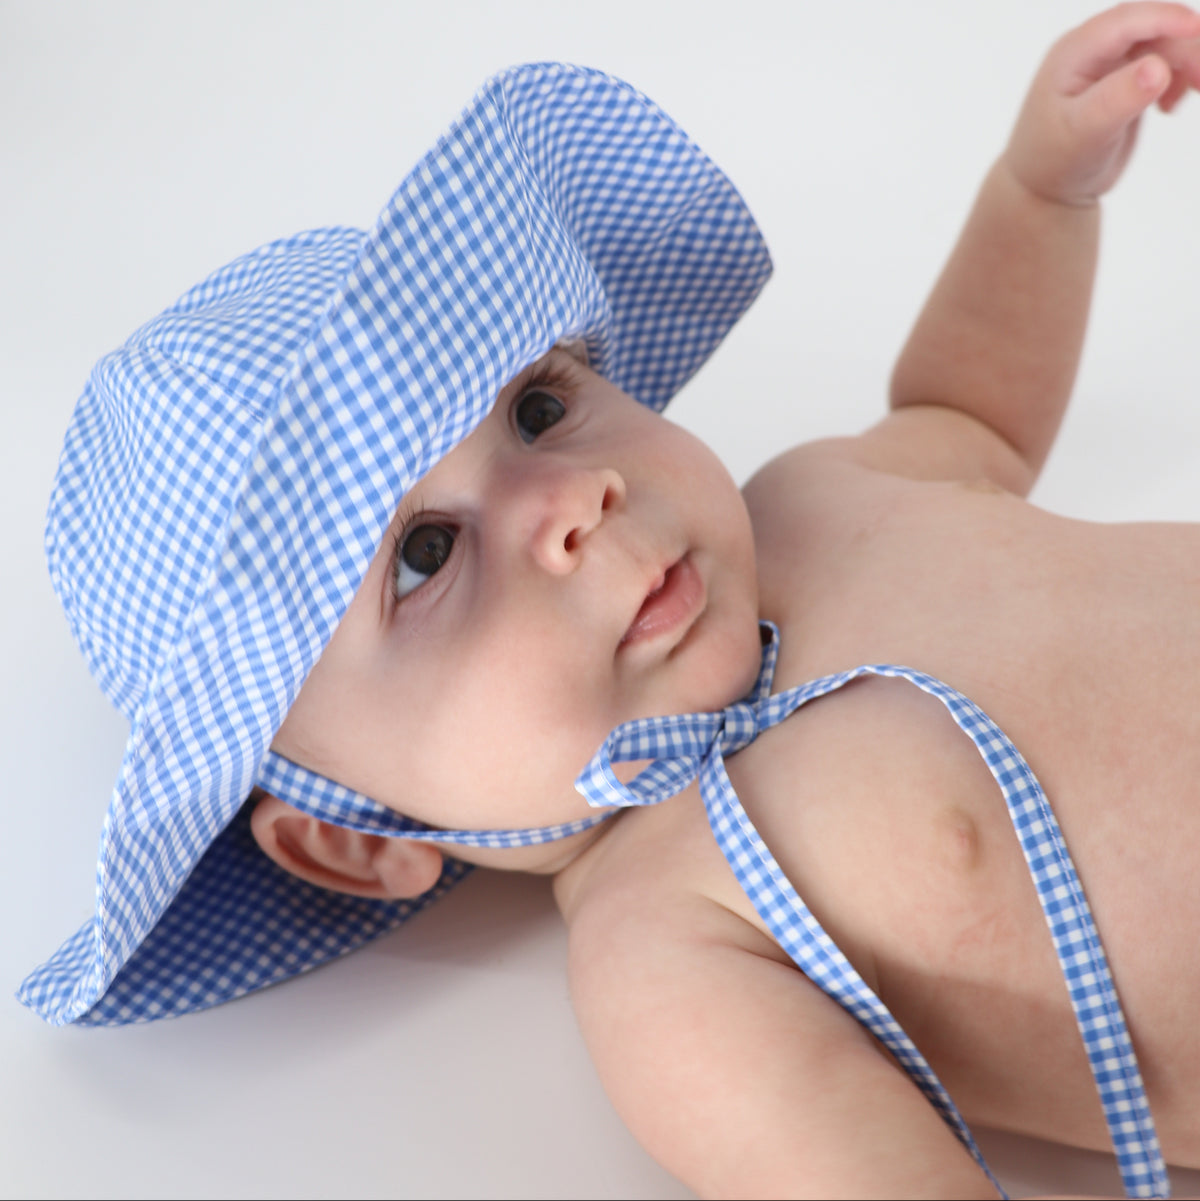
[{"x1": 671, "y1": 611, "x2": 764, "y2": 715}]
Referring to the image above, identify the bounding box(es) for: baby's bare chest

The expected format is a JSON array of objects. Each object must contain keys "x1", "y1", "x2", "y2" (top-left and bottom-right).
[
  {"x1": 753, "y1": 477, "x2": 1200, "y2": 862},
  {"x1": 731, "y1": 479, "x2": 1200, "y2": 1151}
]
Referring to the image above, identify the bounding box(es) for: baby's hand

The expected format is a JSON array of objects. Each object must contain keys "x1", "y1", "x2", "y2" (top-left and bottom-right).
[{"x1": 1004, "y1": 2, "x2": 1200, "y2": 206}]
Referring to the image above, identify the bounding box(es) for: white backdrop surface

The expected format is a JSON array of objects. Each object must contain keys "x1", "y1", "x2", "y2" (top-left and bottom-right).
[{"x1": 3, "y1": 2, "x2": 1200, "y2": 1197}]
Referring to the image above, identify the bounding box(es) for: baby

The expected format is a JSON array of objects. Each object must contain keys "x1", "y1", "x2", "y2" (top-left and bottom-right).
[{"x1": 21, "y1": 4, "x2": 1200, "y2": 1198}]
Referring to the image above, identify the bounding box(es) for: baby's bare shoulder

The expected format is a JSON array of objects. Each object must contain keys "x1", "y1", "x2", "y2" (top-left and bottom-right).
[{"x1": 745, "y1": 403, "x2": 1035, "y2": 515}]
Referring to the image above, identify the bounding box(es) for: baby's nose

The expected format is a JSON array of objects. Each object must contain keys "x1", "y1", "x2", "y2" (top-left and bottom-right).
[{"x1": 524, "y1": 462, "x2": 626, "y2": 574}]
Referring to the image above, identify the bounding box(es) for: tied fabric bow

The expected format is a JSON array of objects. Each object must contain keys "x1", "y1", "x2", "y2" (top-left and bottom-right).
[
  {"x1": 576, "y1": 621, "x2": 782, "y2": 809},
  {"x1": 575, "y1": 621, "x2": 1168, "y2": 1201}
]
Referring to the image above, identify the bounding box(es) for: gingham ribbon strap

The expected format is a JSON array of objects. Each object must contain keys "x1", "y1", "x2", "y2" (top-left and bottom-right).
[
  {"x1": 578, "y1": 625, "x2": 1168, "y2": 1201},
  {"x1": 258, "y1": 749, "x2": 612, "y2": 849}
]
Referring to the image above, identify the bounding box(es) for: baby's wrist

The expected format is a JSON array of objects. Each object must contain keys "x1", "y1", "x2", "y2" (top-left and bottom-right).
[{"x1": 994, "y1": 150, "x2": 1102, "y2": 214}]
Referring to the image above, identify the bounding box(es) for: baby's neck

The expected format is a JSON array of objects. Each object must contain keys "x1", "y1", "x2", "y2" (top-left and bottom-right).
[{"x1": 550, "y1": 809, "x2": 633, "y2": 923}]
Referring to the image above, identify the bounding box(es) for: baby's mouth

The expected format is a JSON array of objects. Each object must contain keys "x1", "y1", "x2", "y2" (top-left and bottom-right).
[{"x1": 619, "y1": 557, "x2": 704, "y2": 648}]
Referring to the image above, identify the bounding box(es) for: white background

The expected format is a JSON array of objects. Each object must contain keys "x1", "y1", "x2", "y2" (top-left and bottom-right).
[{"x1": 3, "y1": 2, "x2": 1200, "y2": 1197}]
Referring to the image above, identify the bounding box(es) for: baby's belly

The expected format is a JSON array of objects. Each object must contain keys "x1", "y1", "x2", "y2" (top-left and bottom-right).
[{"x1": 745, "y1": 504, "x2": 1200, "y2": 1162}]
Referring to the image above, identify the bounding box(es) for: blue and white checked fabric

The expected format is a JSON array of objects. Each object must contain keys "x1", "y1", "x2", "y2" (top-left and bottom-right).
[
  {"x1": 579, "y1": 624, "x2": 1169, "y2": 1201},
  {"x1": 21, "y1": 62, "x2": 771, "y2": 1026},
  {"x1": 258, "y1": 750, "x2": 613, "y2": 849}
]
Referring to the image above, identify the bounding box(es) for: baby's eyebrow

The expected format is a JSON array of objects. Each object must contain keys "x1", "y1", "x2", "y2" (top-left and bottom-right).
[{"x1": 511, "y1": 341, "x2": 587, "y2": 386}]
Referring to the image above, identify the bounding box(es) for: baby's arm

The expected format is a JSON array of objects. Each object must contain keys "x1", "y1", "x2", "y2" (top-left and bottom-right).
[
  {"x1": 884, "y1": 3, "x2": 1200, "y2": 490},
  {"x1": 567, "y1": 886, "x2": 1002, "y2": 1200}
]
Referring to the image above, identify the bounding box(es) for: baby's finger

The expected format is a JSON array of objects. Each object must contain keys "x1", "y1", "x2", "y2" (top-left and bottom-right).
[
  {"x1": 1144, "y1": 32, "x2": 1200, "y2": 87},
  {"x1": 1060, "y1": 2, "x2": 1200, "y2": 90},
  {"x1": 1157, "y1": 67, "x2": 1191, "y2": 109},
  {"x1": 1071, "y1": 51, "x2": 1171, "y2": 135},
  {"x1": 1138, "y1": 34, "x2": 1200, "y2": 109}
]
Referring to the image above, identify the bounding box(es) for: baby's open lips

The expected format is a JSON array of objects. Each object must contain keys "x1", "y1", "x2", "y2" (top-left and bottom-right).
[
  {"x1": 621, "y1": 567, "x2": 667, "y2": 640},
  {"x1": 619, "y1": 556, "x2": 704, "y2": 649}
]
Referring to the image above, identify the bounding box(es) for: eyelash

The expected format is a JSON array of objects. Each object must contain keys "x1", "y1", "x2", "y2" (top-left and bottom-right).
[
  {"x1": 386, "y1": 352, "x2": 578, "y2": 607},
  {"x1": 512, "y1": 356, "x2": 575, "y2": 418},
  {"x1": 390, "y1": 499, "x2": 427, "y2": 570}
]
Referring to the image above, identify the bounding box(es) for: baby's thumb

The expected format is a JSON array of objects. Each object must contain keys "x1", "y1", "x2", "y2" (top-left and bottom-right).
[{"x1": 1077, "y1": 53, "x2": 1171, "y2": 136}]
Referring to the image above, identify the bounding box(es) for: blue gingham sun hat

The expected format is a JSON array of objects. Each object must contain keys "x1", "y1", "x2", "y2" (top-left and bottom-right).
[{"x1": 21, "y1": 63, "x2": 771, "y2": 1026}]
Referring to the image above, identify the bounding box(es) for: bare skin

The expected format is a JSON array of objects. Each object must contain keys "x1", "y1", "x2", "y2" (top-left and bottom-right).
[{"x1": 749, "y1": 454, "x2": 1200, "y2": 1162}]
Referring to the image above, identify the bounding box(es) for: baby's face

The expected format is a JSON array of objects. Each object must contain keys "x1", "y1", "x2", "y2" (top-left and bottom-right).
[{"x1": 272, "y1": 348, "x2": 761, "y2": 862}]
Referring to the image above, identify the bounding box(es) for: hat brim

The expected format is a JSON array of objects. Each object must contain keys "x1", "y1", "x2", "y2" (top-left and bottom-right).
[{"x1": 22, "y1": 62, "x2": 771, "y2": 1025}]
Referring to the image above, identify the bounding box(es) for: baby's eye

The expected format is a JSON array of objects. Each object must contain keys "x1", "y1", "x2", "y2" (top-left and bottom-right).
[
  {"x1": 393, "y1": 523, "x2": 455, "y2": 599},
  {"x1": 514, "y1": 388, "x2": 566, "y2": 443}
]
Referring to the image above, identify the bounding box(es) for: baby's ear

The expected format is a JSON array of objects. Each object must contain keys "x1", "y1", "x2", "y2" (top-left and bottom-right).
[{"x1": 250, "y1": 792, "x2": 445, "y2": 899}]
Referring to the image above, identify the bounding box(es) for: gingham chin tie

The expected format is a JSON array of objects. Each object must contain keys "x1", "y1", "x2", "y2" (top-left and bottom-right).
[{"x1": 575, "y1": 622, "x2": 1168, "y2": 1201}]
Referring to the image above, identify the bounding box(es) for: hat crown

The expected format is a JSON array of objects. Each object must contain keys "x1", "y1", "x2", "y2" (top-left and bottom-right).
[{"x1": 45, "y1": 229, "x2": 364, "y2": 719}]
